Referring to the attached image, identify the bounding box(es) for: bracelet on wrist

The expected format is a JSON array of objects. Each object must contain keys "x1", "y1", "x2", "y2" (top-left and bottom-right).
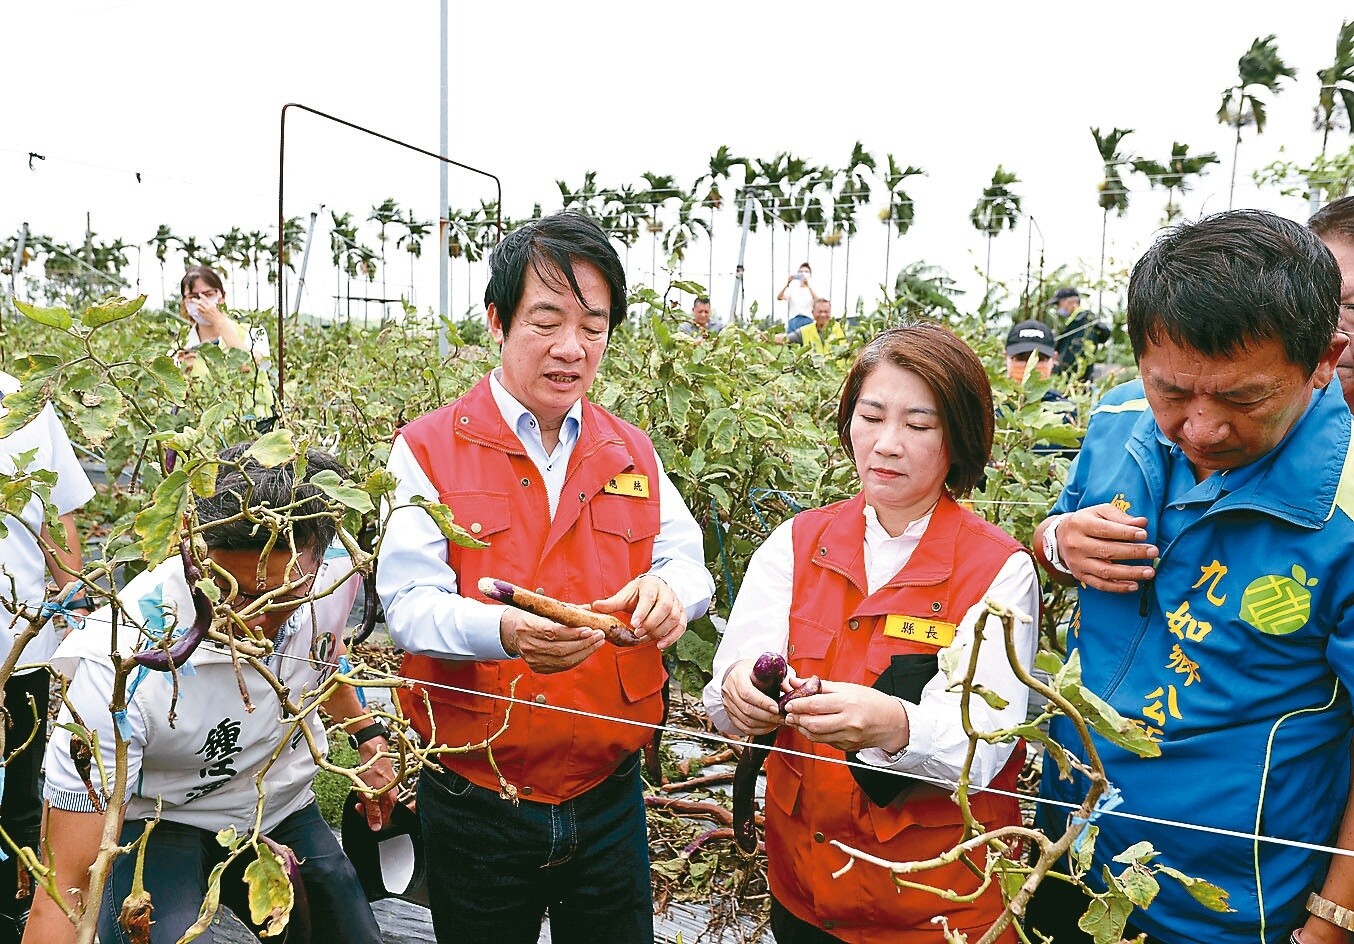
[
  {"x1": 1306, "y1": 892, "x2": 1354, "y2": 933},
  {"x1": 347, "y1": 721, "x2": 389, "y2": 750}
]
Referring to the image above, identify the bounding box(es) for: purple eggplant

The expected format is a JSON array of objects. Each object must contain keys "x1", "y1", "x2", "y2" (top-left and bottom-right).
[
  {"x1": 778, "y1": 674, "x2": 822, "y2": 712},
  {"x1": 732, "y1": 652, "x2": 790, "y2": 854},
  {"x1": 348, "y1": 569, "x2": 380, "y2": 646},
  {"x1": 132, "y1": 537, "x2": 212, "y2": 671},
  {"x1": 260, "y1": 836, "x2": 311, "y2": 944}
]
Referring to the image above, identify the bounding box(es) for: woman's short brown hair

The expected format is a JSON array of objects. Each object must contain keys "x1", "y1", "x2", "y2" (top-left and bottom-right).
[{"x1": 836, "y1": 323, "x2": 994, "y2": 496}]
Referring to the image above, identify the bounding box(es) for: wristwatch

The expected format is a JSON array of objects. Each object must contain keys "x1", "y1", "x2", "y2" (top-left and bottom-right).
[
  {"x1": 347, "y1": 721, "x2": 390, "y2": 750},
  {"x1": 1042, "y1": 514, "x2": 1074, "y2": 576},
  {"x1": 1306, "y1": 892, "x2": 1354, "y2": 932}
]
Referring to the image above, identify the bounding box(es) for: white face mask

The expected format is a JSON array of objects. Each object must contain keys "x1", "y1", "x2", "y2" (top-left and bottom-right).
[{"x1": 186, "y1": 299, "x2": 213, "y2": 325}]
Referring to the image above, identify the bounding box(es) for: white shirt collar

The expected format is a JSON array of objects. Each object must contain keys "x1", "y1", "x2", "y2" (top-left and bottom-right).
[{"x1": 488, "y1": 368, "x2": 583, "y2": 443}]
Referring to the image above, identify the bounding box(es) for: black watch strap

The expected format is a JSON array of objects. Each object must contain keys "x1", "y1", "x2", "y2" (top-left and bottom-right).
[{"x1": 347, "y1": 721, "x2": 389, "y2": 750}]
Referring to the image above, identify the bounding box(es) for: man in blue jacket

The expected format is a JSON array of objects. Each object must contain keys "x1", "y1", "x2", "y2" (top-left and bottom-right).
[{"x1": 1027, "y1": 210, "x2": 1354, "y2": 944}]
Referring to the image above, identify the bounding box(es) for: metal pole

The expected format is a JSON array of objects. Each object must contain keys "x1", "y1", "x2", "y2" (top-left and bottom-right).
[
  {"x1": 729, "y1": 195, "x2": 753, "y2": 325},
  {"x1": 10, "y1": 223, "x2": 28, "y2": 302},
  {"x1": 292, "y1": 209, "x2": 321, "y2": 318},
  {"x1": 437, "y1": 0, "x2": 451, "y2": 355}
]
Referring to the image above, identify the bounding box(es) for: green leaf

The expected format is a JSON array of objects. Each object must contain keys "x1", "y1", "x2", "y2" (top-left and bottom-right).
[
  {"x1": 244, "y1": 844, "x2": 294, "y2": 936},
  {"x1": 1057, "y1": 650, "x2": 1161, "y2": 758},
  {"x1": 147, "y1": 353, "x2": 188, "y2": 400},
  {"x1": 412, "y1": 497, "x2": 489, "y2": 549},
  {"x1": 133, "y1": 469, "x2": 189, "y2": 567},
  {"x1": 1119, "y1": 866, "x2": 1160, "y2": 909},
  {"x1": 1077, "y1": 890, "x2": 1134, "y2": 944},
  {"x1": 81, "y1": 294, "x2": 146, "y2": 328},
  {"x1": 66, "y1": 382, "x2": 125, "y2": 446},
  {"x1": 181, "y1": 858, "x2": 230, "y2": 942},
  {"x1": 189, "y1": 460, "x2": 219, "y2": 498},
  {"x1": 1112, "y1": 841, "x2": 1157, "y2": 865},
  {"x1": 13, "y1": 298, "x2": 72, "y2": 330},
  {"x1": 1156, "y1": 865, "x2": 1235, "y2": 912},
  {"x1": 311, "y1": 469, "x2": 374, "y2": 514},
  {"x1": 0, "y1": 376, "x2": 57, "y2": 439},
  {"x1": 1072, "y1": 825, "x2": 1098, "y2": 874},
  {"x1": 245, "y1": 429, "x2": 296, "y2": 468},
  {"x1": 670, "y1": 280, "x2": 706, "y2": 296},
  {"x1": 365, "y1": 468, "x2": 399, "y2": 500}
]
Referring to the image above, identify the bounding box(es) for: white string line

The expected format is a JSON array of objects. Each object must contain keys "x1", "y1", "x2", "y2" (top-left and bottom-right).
[{"x1": 249, "y1": 640, "x2": 1354, "y2": 861}]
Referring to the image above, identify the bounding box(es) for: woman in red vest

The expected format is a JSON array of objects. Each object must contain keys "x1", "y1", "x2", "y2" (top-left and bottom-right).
[{"x1": 703, "y1": 323, "x2": 1039, "y2": 944}]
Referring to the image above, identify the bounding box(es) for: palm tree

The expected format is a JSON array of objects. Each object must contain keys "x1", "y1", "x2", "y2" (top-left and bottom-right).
[
  {"x1": 176, "y1": 235, "x2": 209, "y2": 268},
  {"x1": 636, "y1": 172, "x2": 681, "y2": 285},
  {"x1": 1316, "y1": 20, "x2": 1354, "y2": 159},
  {"x1": 147, "y1": 224, "x2": 176, "y2": 304},
  {"x1": 838, "y1": 141, "x2": 876, "y2": 312},
  {"x1": 692, "y1": 146, "x2": 746, "y2": 295},
  {"x1": 397, "y1": 211, "x2": 432, "y2": 303},
  {"x1": 1218, "y1": 35, "x2": 1297, "y2": 208},
  {"x1": 600, "y1": 185, "x2": 643, "y2": 275},
  {"x1": 329, "y1": 211, "x2": 359, "y2": 321},
  {"x1": 368, "y1": 198, "x2": 402, "y2": 308},
  {"x1": 879, "y1": 155, "x2": 923, "y2": 297},
  {"x1": 1133, "y1": 143, "x2": 1220, "y2": 223},
  {"x1": 663, "y1": 196, "x2": 711, "y2": 276},
  {"x1": 893, "y1": 261, "x2": 960, "y2": 320},
  {"x1": 1091, "y1": 127, "x2": 1133, "y2": 319},
  {"x1": 751, "y1": 153, "x2": 789, "y2": 309},
  {"x1": 969, "y1": 166, "x2": 1022, "y2": 294},
  {"x1": 558, "y1": 171, "x2": 606, "y2": 218}
]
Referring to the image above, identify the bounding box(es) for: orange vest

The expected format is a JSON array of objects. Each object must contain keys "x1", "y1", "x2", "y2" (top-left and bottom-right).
[
  {"x1": 396, "y1": 376, "x2": 667, "y2": 803},
  {"x1": 766, "y1": 493, "x2": 1026, "y2": 944}
]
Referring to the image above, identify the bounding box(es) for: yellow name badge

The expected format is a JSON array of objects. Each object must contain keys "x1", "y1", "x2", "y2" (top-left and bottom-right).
[
  {"x1": 883, "y1": 614, "x2": 957, "y2": 648},
  {"x1": 604, "y1": 474, "x2": 650, "y2": 498}
]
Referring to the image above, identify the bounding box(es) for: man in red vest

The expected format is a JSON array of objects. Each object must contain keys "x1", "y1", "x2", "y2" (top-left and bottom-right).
[{"x1": 377, "y1": 211, "x2": 714, "y2": 944}]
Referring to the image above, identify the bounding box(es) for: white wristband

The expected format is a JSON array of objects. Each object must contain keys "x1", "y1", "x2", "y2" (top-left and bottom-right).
[{"x1": 1043, "y1": 514, "x2": 1074, "y2": 576}]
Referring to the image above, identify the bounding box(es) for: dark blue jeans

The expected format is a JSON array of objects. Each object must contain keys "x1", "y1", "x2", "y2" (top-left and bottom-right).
[
  {"x1": 98, "y1": 801, "x2": 380, "y2": 944},
  {"x1": 0, "y1": 670, "x2": 48, "y2": 944},
  {"x1": 418, "y1": 752, "x2": 654, "y2": 944}
]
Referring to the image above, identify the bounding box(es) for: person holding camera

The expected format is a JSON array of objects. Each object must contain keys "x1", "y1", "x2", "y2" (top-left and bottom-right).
[{"x1": 777, "y1": 262, "x2": 820, "y2": 332}]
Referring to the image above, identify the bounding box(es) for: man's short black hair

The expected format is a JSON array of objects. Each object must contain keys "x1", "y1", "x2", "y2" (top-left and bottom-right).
[
  {"x1": 196, "y1": 443, "x2": 347, "y2": 558},
  {"x1": 482, "y1": 211, "x2": 627, "y2": 337},
  {"x1": 1310, "y1": 195, "x2": 1354, "y2": 243},
  {"x1": 1127, "y1": 209, "x2": 1340, "y2": 375},
  {"x1": 694, "y1": 296, "x2": 711, "y2": 306}
]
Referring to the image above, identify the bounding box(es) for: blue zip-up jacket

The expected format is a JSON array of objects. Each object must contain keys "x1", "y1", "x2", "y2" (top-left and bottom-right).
[{"x1": 1038, "y1": 378, "x2": 1354, "y2": 944}]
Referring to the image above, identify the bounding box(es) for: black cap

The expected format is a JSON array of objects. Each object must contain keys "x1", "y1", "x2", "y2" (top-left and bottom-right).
[
  {"x1": 1005, "y1": 320, "x2": 1057, "y2": 357},
  {"x1": 1053, "y1": 287, "x2": 1080, "y2": 302}
]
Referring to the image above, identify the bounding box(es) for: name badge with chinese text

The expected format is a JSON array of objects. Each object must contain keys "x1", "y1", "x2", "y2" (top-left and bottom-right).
[
  {"x1": 882, "y1": 614, "x2": 957, "y2": 648},
  {"x1": 604, "y1": 474, "x2": 650, "y2": 498}
]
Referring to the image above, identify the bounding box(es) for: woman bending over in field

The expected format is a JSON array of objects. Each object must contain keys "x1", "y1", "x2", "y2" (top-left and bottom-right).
[{"x1": 703, "y1": 323, "x2": 1039, "y2": 944}]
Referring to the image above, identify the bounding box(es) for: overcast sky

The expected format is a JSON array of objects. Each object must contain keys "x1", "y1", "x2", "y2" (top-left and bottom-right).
[{"x1": 3, "y1": 1, "x2": 1349, "y2": 322}]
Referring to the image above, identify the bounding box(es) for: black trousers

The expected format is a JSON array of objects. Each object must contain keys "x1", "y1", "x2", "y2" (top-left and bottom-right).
[{"x1": 0, "y1": 670, "x2": 49, "y2": 944}]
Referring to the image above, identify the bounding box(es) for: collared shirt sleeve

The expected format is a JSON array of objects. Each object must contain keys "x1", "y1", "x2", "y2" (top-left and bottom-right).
[
  {"x1": 857, "y1": 549, "x2": 1039, "y2": 789},
  {"x1": 375, "y1": 436, "x2": 513, "y2": 661},
  {"x1": 44, "y1": 656, "x2": 146, "y2": 811},
  {"x1": 701, "y1": 519, "x2": 795, "y2": 736},
  {"x1": 38, "y1": 403, "x2": 96, "y2": 515},
  {"x1": 648, "y1": 450, "x2": 715, "y2": 621}
]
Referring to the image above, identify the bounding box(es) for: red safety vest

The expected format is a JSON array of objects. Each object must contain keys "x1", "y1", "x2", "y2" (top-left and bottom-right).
[
  {"x1": 396, "y1": 376, "x2": 666, "y2": 803},
  {"x1": 766, "y1": 492, "x2": 1027, "y2": 944}
]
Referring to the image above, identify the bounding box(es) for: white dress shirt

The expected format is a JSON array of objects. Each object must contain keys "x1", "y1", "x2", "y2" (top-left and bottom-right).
[
  {"x1": 378, "y1": 370, "x2": 714, "y2": 662},
  {"x1": 702, "y1": 503, "x2": 1038, "y2": 790}
]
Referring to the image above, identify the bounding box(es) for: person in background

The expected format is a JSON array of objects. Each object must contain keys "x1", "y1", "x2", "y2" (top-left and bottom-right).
[
  {"x1": 778, "y1": 262, "x2": 821, "y2": 332},
  {"x1": 1050, "y1": 286, "x2": 1111, "y2": 380},
  {"x1": 704, "y1": 323, "x2": 1039, "y2": 944},
  {"x1": 1310, "y1": 195, "x2": 1354, "y2": 411},
  {"x1": 774, "y1": 297, "x2": 846, "y2": 357},
  {"x1": 1026, "y1": 210, "x2": 1354, "y2": 944},
  {"x1": 25, "y1": 445, "x2": 393, "y2": 944},
  {"x1": 680, "y1": 295, "x2": 719, "y2": 336},
  {"x1": 378, "y1": 211, "x2": 713, "y2": 944},
  {"x1": 1004, "y1": 319, "x2": 1078, "y2": 457},
  {"x1": 174, "y1": 264, "x2": 276, "y2": 431},
  {"x1": 0, "y1": 377, "x2": 95, "y2": 943}
]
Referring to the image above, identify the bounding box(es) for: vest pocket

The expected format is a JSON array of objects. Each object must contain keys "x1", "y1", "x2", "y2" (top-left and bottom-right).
[
  {"x1": 437, "y1": 491, "x2": 511, "y2": 541},
  {"x1": 615, "y1": 645, "x2": 665, "y2": 703},
  {"x1": 591, "y1": 493, "x2": 660, "y2": 543},
  {"x1": 765, "y1": 749, "x2": 803, "y2": 816}
]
